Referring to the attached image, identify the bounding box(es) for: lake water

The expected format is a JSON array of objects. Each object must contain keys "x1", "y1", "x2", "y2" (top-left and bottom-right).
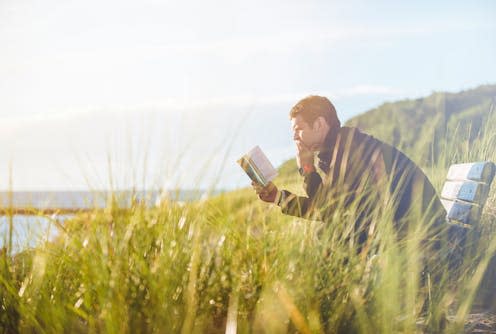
[
  {"x1": 0, "y1": 214, "x2": 72, "y2": 253},
  {"x1": 0, "y1": 190, "x2": 217, "y2": 253}
]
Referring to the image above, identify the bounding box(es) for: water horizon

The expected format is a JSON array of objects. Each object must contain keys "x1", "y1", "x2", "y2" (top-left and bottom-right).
[
  {"x1": 0, "y1": 189, "x2": 224, "y2": 211},
  {"x1": 0, "y1": 189, "x2": 224, "y2": 254}
]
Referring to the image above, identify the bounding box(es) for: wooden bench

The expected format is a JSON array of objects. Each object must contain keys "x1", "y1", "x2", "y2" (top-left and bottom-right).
[{"x1": 440, "y1": 161, "x2": 496, "y2": 226}]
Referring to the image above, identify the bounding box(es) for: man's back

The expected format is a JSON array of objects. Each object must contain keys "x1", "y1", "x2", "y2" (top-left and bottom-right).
[{"x1": 281, "y1": 126, "x2": 446, "y2": 228}]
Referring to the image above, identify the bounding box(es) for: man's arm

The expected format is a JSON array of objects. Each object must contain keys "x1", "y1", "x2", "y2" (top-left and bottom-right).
[
  {"x1": 251, "y1": 170, "x2": 323, "y2": 219},
  {"x1": 278, "y1": 170, "x2": 323, "y2": 218},
  {"x1": 252, "y1": 138, "x2": 325, "y2": 218},
  {"x1": 275, "y1": 139, "x2": 324, "y2": 218}
]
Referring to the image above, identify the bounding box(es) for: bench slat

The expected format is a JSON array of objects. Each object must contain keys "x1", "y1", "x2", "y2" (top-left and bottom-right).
[
  {"x1": 441, "y1": 199, "x2": 481, "y2": 225},
  {"x1": 441, "y1": 180, "x2": 488, "y2": 203},
  {"x1": 446, "y1": 162, "x2": 496, "y2": 183}
]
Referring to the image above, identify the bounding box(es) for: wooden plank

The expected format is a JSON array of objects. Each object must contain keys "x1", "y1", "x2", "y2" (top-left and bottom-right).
[
  {"x1": 446, "y1": 162, "x2": 496, "y2": 183},
  {"x1": 441, "y1": 180, "x2": 488, "y2": 203},
  {"x1": 441, "y1": 199, "x2": 481, "y2": 225}
]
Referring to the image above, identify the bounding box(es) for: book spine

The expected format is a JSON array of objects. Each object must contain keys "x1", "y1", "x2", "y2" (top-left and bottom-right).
[
  {"x1": 248, "y1": 158, "x2": 267, "y2": 186},
  {"x1": 239, "y1": 157, "x2": 265, "y2": 185}
]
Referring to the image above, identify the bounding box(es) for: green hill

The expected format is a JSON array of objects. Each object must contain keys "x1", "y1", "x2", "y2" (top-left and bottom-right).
[
  {"x1": 278, "y1": 84, "x2": 496, "y2": 177},
  {"x1": 345, "y1": 84, "x2": 496, "y2": 165}
]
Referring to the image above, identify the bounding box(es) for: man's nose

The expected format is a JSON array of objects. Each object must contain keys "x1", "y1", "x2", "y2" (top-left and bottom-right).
[{"x1": 293, "y1": 132, "x2": 299, "y2": 140}]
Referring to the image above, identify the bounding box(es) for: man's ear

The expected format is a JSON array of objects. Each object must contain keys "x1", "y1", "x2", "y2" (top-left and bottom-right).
[{"x1": 313, "y1": 116, "x2": 326, "y2": 131}]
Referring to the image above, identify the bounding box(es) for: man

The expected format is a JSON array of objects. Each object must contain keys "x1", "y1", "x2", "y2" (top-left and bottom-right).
[
  {"x1": 253, "y1": 95, "x2": 447, "y2": 239},
  {"x1": 252, "y1": 95, "x2": 463, "y2": 331}
]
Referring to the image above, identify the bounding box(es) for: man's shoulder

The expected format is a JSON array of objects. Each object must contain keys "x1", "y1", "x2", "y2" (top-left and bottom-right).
[
  {"x1": 340, "y1": 126, "x2": 411, "y2": 159},
  {"x1": 340, "y1": 126, "x2": 384, "y2": 146}
]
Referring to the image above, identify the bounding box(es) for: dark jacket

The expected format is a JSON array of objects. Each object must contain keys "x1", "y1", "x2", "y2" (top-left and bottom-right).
[{"x1": 277, "y1": 127, "x2": 446, "y2": 231}]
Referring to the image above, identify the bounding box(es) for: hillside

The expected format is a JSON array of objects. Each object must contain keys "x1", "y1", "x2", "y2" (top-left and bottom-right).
[
  {"x1": 277, "y1": 85, "x2": 496, "y2": 178},
  {"x1": 345, "y1": 84, "x2": 496, "y2": 166}
]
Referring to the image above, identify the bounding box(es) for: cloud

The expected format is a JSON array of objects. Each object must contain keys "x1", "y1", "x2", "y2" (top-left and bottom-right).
[
  {"x1": 335, "y1": 85, "x2": 405, "y2": 98},
  {"x1": 127, "y1": 19, "x2": 494, "y2": 63},
  {"x1": 0, "y1": 83, "x2": 408, "y2": 125},
  {"x1": 0, "y1": 82, "x2": 410, "y2": 190}
]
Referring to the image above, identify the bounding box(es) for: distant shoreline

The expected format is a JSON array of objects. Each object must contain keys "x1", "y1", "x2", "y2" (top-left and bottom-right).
[{"x1": 0, "y1": 189, "x2": 224, "y2": 211}]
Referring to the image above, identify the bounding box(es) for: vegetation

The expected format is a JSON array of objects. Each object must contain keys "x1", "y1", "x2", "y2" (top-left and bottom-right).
[
  {"x1": 1, "y1": 86, "x2": 496, "y2": 333},
  {"x1": 346, "y1": 84, "x2": 496, "y2": 166}
]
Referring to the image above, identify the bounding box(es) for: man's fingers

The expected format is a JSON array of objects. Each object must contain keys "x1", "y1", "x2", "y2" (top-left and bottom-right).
[
  {"x1": 295, "y1": 140, "x2": 311, "y2": 152},
  {"x1": 252, "y1": 182, "x2": 275, "y2": 198},
  {"x1": 258, "y1": 189, "x2": 270, "y2": 199},
  {"x1": 252, "y1": 183, "x2": 266, "y2": 195},
  {"x1": 252, "y1": 181, "x2": 261, "y2": 189},
  {"x1": 252, "y1": 181, "x2": 278, "y2": 203}
]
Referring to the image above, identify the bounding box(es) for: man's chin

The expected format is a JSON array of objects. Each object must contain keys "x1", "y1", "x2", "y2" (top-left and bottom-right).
[{"x1": 295, "y1": 141, "x2": 317, "y2": 152}]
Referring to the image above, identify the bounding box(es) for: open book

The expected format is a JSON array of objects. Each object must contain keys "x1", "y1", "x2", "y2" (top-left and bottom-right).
[{"x1": 237, "y1": 146, "x2": 278, "y2": 186}]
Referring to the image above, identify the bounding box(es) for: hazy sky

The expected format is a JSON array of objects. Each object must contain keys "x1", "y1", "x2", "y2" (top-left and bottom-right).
[{"x1": 0, "y1": 0, "x2": 495, "y2": 190}]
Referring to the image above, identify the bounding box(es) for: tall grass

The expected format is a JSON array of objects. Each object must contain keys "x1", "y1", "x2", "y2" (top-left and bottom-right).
[{"x1": 1, "y1": 121, "x2": 495, "y2": 333}]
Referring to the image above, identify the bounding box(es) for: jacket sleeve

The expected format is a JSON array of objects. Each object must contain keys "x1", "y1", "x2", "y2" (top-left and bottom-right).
[{"x1": 277, "y1": 171, "x2": 322, "y2": 218}]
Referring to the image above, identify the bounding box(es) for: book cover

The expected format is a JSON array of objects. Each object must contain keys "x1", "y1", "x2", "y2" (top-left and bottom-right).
[{"x1": 237, "y1": 146, "x2": 277, "y2": 186}]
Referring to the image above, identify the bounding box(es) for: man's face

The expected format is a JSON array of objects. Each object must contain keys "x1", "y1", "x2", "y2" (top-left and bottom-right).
[{"x1": 291, "y1": 115, "x2": 321, "y2": 152}]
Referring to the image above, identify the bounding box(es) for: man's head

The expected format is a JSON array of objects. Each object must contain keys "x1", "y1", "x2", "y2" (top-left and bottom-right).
[{"x1": 289, "y1": 95, "x2": 340, "y2": 152}]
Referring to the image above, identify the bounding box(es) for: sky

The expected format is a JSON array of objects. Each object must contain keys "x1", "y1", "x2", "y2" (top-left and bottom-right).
[{"x1": 0, "y1": 0, "x2": 495, "y2": 191}]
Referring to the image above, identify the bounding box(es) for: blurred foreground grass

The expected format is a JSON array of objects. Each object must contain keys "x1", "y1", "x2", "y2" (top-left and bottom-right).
[{"x1": 1, "y1": 127, "x2": 496, "y2": 333}]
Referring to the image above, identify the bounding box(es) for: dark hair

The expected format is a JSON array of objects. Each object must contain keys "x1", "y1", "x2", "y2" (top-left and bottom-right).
[{"x1": 289, "y1": 95, "x2": 340, "y2": 128}]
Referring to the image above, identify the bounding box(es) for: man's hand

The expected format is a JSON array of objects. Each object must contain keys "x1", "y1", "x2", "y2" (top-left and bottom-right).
[
  {"x1": 295, "y1": 140, "x2": 314, "y2": 169},
  {"x1": 251, "y1": 181, "x2": 278, "y2": 203}
]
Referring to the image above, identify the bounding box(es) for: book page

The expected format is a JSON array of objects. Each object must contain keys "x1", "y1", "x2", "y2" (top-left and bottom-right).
[
  {"x1": 237, "y1": 146, "x2": 277, "y2": 186},
  {"x1": 246, "y1": 146, "x2": 277, "y2": 184}
]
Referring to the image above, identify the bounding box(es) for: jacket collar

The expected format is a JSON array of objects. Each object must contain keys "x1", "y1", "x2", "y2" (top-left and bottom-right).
[{"x1": 317, "y1": 126, "x2": 341, "y2": 172}]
